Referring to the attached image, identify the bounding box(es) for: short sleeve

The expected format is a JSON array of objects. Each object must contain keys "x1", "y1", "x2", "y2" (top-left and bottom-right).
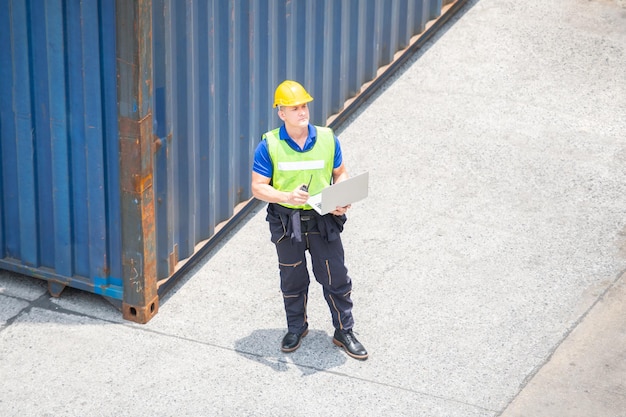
[
  {"x1": 252, "y1": 139, "x2": 273, "y2": 178},
  {"x1": 333, "y1": 136, "x2": 343, "y2": 169}
]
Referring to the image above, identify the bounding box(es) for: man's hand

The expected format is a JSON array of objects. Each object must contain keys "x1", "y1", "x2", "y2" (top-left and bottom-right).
[
  {"x1": 286, "y1": 185, "x2": 309, "y2": 206},
  {"x1": 331, "y1": 204, "x2": 351, "y2": 216}
]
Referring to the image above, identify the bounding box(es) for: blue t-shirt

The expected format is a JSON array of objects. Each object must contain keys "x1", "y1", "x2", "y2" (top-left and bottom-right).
[{"x1": 252, "y1": 124, "x2": 343, "y2": 178}]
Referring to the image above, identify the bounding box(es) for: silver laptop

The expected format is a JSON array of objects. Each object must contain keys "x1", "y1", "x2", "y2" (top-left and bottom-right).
[{"x1": 307, "y1": 172, "x2": 369, "y2": 215}]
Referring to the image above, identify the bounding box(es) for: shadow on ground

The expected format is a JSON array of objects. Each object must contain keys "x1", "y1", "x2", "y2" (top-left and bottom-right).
[{"x1": 234, "y1": 328, "x2": 348, "y2": 376}]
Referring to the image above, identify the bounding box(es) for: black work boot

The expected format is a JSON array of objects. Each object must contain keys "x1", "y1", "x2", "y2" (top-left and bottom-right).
[
  {"x1": 333, "y1": 329, "x2": 368, "y2": 360},
  {"x1": 281, "y1": 328, "x2": 309, "y2": 353}
]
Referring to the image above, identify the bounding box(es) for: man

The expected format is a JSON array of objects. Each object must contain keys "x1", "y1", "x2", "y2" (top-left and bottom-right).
[{"x1": 251, "y1": 80, "x2": 368, "y2": 360}]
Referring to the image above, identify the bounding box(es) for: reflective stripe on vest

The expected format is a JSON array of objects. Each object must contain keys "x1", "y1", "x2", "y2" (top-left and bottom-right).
[{"x1": 264, "y1": 126, "x2": 335, "y2": 210}]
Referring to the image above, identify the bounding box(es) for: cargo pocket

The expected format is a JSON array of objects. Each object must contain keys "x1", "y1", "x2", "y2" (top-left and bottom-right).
[
  {"x1": 278, "y1": 259, "x2": 308, "y2": 294},
  {"x1": 311, "y1": 240, "x2": 348, "y2": 289},
  {"x1": 279, "y1": 260, "x2": 303, "y2": 269}
]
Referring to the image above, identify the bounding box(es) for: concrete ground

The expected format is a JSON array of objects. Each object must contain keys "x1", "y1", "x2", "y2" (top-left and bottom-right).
[{"x1": 1, "y1": 0, "x2": 625, "y2": 416}]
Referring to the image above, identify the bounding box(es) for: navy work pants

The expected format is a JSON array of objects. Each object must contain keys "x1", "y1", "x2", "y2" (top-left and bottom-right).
[{"x1": 269, "y1": 212, "x2": 354, "y2": 335}]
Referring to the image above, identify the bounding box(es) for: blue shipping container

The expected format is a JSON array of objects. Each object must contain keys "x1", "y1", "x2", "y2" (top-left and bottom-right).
[{"x1": 0, "y1": 0, "x2": 465, "y2": 322}]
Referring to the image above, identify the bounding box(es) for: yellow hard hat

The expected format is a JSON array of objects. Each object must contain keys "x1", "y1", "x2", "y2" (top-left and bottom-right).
[{"x1": 273, "y1": 80, "x2": 313, "y2": 108}]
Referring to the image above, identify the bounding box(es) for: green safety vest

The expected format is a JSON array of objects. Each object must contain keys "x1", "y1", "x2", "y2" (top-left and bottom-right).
[{"x1": 264, "y1": 126, "x2": 335, "y2": 210}]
